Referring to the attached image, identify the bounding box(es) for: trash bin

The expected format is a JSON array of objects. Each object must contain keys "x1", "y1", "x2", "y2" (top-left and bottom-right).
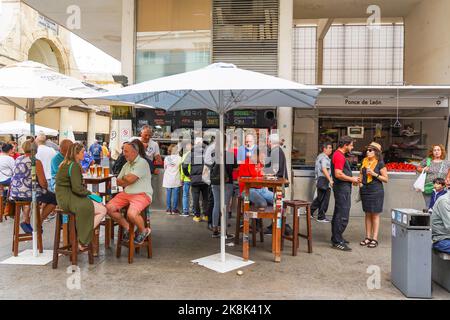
[{"x1": 391, "y1": 208, "x2": 432, "y2": 299}]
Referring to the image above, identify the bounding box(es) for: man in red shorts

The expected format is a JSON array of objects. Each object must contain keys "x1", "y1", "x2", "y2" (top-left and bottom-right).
[{"x1": 106, "y1": 140, "x2": 153, "y2": 244}]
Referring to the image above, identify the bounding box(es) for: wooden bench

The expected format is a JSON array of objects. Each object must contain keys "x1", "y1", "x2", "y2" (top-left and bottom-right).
[
  {"x1": 52, "y1": 209, "x2": 94, "y2": 269},
  {"x1": 116, "y1": 207, "x2": 152, "y2": 264},
  {"x1": 432, "y1": 249, "x2": 450, "y2": 292},
  {"x1": 12, "y1": 200, "x2": 43, "y2": 257}
]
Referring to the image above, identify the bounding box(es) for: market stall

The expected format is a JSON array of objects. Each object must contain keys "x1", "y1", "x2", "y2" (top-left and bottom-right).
[
  {"x1": 134, "y1": 108, "x2": 278, "y2": 210},
  {"x1": 292, "y1": 86, "x2": 450, "y2": 216}
]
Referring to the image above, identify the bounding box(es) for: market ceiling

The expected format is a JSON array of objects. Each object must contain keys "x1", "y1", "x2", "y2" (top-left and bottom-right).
[
  {"x1": 294, "y1": 0, "x2": 423, "y2": 19},
  {"x1": 23, "y1": 0, "x2": 426, "y2": 63},
  {"x1": 23, "y1": 0, "x2": 122, "y2": 60}
]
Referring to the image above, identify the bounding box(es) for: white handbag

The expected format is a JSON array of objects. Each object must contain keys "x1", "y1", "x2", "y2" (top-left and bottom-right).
[{"x1": 413, "y1": 171, "x2": 427, "y2": 192}]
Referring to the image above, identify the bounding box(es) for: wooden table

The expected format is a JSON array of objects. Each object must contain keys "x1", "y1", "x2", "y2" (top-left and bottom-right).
[
  {"x1": 238, "y1": 177, "x2": 288, "y2": 263},
  {"x1": 62, "y1": 174, "x2": 116, "y2": 255},
  {"x1": 84, "y1": 174, "x2": 117, "y2": 255}
]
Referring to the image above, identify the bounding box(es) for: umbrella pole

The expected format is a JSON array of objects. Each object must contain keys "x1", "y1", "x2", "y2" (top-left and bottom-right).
[
  {"x1": 28, "y1": 99, "x2": 38, "y2": 257},
  {"x1": 219, "y1": 113, "x2": 226, "y2": 262}
]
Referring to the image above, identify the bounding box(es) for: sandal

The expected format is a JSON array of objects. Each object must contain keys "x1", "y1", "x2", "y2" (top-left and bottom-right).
[
  {"x1": 78, "y1": 243, "x2": 90, "y2": 252},
  {"x1": 368, "y1": 239, "x2": 378, "y2": 248},
  {"x1": 360, "y1": 238, "x2": 372, "y2": 246}
]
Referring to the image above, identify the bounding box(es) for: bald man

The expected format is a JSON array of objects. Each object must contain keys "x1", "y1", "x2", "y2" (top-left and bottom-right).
[{"x1": 50, "y1": 139, "x2": 73, "y2": 192}]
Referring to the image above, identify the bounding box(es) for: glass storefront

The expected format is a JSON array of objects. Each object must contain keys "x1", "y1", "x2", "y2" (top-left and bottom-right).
[
  {"x1": 293, "y1": 97, "x2": 449, "y2": 171},
  {"x1": 135, "y1": 0, "x2": 212, "y2": 83}
]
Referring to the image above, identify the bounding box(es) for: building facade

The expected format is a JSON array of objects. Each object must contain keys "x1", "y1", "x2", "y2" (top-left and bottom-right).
[{"x1": 0, "y1": 0, "x2": 112, "y2": 145}]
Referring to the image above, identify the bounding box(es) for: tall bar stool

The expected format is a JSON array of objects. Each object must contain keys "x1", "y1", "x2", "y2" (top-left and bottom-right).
[
  {"x1": 281, "y1": 200, "x2": 313, "y2": 255},
  {"x1": 234, "y1": 196, "x2": 264, "y2": 246},
  {"x1": 0, "y1": 184, "x2": 10, "y2": 222},
  {"x1": 52, "y1": 208, "x2": 94, "y2": 269},
  {"x1": 12, "y1": 200, "x2": 43, "y2": 256},
  {"x1": 116, "y1": 207, "x2": 152, "y2": 264}
]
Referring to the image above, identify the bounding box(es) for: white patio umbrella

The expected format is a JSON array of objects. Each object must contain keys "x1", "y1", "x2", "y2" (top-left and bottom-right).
[
  {"x1": 0, "y1": 120, "x2": 58, "y2": 136},
  {"x1": 96, "y1": 63, "x2": 320, "y2": 271},
  {"x1": 0, "y1": 61, "x2": 136, "y2": 260}
]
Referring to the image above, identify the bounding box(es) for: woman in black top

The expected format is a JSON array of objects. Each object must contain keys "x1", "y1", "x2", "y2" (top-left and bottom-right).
[{"x1": 359, "y1": 142, "x2": 389, "y2": 248}]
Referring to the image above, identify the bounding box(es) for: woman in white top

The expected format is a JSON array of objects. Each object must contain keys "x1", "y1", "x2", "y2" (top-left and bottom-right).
[
  {"x1": 163, "y1": 144, "x2": 182, "y2": 215},
  {"x1": 0, "y1": 143, "x2": 16, "y2": 185}
]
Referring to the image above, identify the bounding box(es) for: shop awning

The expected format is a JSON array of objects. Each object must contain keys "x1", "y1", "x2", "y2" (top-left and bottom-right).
[
  {"x1": 316, "y1": 85, "x2": 450, "y2": 109},
  {"x1": 317, "y1": 85, "x2": 450, "y2": 98}
]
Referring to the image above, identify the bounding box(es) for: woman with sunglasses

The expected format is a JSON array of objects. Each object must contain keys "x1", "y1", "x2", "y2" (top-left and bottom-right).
[{"x1": 359, "y1": 142, "x2": 389, "y2": 248}]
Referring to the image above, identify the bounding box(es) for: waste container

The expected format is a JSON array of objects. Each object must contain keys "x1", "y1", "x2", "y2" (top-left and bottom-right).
[{"x1": 391, "y1": 208, "x2": 432, "y2": 298}]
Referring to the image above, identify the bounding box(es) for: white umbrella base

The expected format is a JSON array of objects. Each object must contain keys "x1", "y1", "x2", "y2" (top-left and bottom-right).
[
  {"x1": 192, "y1": 253, "x2": 254, "y2": 273},
  {"x1": 1, "y1": 250, "x2": 53, "y2": 266}
]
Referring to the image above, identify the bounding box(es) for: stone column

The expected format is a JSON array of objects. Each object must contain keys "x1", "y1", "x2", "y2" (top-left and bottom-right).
[
  {"x1": 278, "y1": 0, "x2": 294, "y2": 199},
  {"x1": 121, "y1": 0, "x2": 136, "y2": 85},
  {"x1": 59, "y1": 106, "x2": 70, "y2": 142},
  {"x1": 87, "y1": 109, "x2": 97, "y2": 147}
]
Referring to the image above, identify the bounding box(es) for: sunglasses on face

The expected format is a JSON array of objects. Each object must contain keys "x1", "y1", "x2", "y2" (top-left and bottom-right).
[{"x1": 367, "y1": 149, "x2": 375, "y2": 152}]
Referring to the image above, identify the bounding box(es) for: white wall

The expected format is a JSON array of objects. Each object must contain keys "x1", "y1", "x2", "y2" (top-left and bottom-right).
[{"x1": 405, "y1": 0, "x2": 450, "y2": 85}]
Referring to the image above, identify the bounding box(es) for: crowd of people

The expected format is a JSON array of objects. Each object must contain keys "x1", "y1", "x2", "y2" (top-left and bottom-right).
[
  {"x1": 310, "y1": 137, "x2": 450, "y2": 254},
  {"x1": 0, "y1": 127, "x2": 449, "y2": 256}
]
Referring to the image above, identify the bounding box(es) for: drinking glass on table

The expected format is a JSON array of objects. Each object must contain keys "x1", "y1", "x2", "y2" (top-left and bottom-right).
[
  {"x1": 96, "y1": 165, "x2": 102, "y2": 178},
  {"x1": 89, "y1": 165, "x2": 95, "y2": 177},
  {"x1": 103, "y1": 166, "x2": 109, "y2": 177}
]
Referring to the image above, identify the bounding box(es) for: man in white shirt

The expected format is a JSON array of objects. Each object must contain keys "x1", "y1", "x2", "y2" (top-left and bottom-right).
[
  {"x1": 35, "y1": 133, "x2": 56, "y2": 185},
  {"x1": 0, "y1": 143, "x2": 15, "y2": 184},
  {"x1": 138, "y1": 125, "x2": 162, "y2": 177},
  {"x1": 139, "y1": 125, "x2": 161, "y2": 162}
]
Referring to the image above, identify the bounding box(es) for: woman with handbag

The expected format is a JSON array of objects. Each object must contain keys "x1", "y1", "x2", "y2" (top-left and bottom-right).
[
  {"x1": 55, "y1": 143, "x2": 107, "y2": 251},
  {"x1": 417, "y1": 144, "x2": 450, "y2": 208},
  {"x1": 359, "y1": 142, "x2": 389, "y2": 248}
]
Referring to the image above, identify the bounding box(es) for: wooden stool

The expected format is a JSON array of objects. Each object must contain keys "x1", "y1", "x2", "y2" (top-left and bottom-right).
[
  {"x1": 116, "y1": 208, "x2": 152, "y2": 264},
  {"x1": 234, "y1": 196, "x2": 264, "y2": 246},
  {"x1": 99, "y1": 217, "x2": 117, "y2": 249},
  {"x1": 12, "y1": 201, "x2": 43, "y2": 256},
  {"x1": 52, "y1": 209, "x2": 94, "y2": 269},
  {"x1": 281, "y1": 200, "x2": 313, "y2": 255}
]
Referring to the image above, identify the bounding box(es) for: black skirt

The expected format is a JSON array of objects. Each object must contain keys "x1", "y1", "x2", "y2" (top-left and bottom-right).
[{"x1": 360, "y1": 182, "x2": 384, "y2": 214}]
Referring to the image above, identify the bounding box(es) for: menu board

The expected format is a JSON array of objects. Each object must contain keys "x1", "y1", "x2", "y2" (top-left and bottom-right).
[
  {"x1": 205, "y1": 111, "x2": 219, "y2": 127},
  {"x1": 135, "y1": 108, "x2": 276, "y2": 129},
  {"x1": 136, "y1": 109, "x2": 174, "y2": 127},
  {"x1": 178, "y1": 110, "x2": 204, "y2": 127},
  {"x1": 231, "y1": 110, "x2": 258, "y2": 127}
]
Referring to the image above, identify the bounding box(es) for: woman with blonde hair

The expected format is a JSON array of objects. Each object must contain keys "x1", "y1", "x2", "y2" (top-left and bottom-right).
[
  {"x1": 417, "y1": 144, "x2": 450, "y2": 208},
  {"x1": 55, "y1": 143, "x2": 107, "y2": 251},
  {"x1": 359, "y1": 142, "x2": 389, "y2": 248}
]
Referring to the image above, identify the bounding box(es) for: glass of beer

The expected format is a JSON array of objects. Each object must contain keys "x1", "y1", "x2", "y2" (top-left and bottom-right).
[
  {"x1": 89, "y1": 166, "x2": 95, "y2": 177},
  {"x1": 97, "y1": 165, "x2": 103, "y2": 178},
  {"x1": 103, "y1": 167, "x2": 109, "y2": 178}
]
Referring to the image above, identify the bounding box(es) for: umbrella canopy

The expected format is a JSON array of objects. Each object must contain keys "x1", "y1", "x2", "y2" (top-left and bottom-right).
[
  {"x1": 97, "y1": 62, "x2": 320, "y2": 113},
  {"x1": 95, "y1": 62, "x2": 320, "y2": 268},
  {"x1": 0, "y1": 120, "x2": 58, "y2": 136},
  {"x1": 0, "y1": 60, "x2": 135, "y2": 112},
  {"x1": 0, "y1": 60, "x2": 140, "y2": 260}
]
